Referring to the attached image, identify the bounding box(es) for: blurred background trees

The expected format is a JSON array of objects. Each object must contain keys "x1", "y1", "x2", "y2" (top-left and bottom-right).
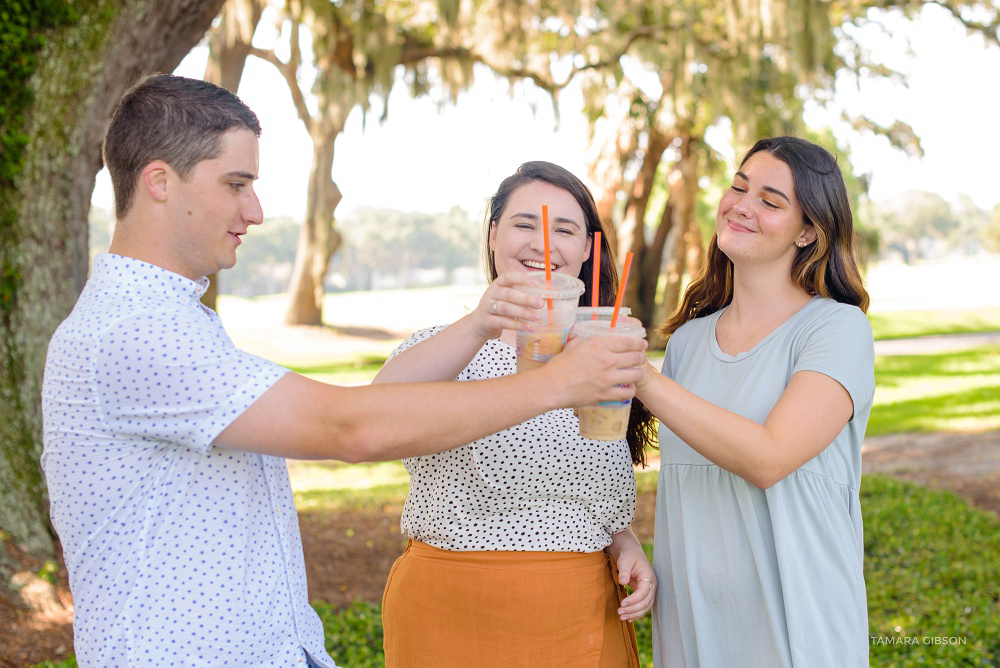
[{"x1": 194, "y1": 0, "x2": 997, "y2": 331}]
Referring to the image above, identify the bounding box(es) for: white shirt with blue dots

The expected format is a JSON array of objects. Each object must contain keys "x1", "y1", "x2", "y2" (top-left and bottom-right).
[{"x1": 41, "y1": 254, "x2": 337, "y2": 668}]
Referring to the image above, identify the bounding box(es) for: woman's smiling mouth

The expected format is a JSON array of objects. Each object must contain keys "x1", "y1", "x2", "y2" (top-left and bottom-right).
[{"x1": 522, "y1": 259, "x2": 556, "y2": 271}]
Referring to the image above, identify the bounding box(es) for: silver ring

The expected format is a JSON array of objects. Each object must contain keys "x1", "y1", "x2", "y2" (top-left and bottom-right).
[
  {"x1": 640, "y1": 578, "x2": 653, "y2": 590},
  {"x1": 489, "y1": 301, "x2": 498, "y2": 314}
]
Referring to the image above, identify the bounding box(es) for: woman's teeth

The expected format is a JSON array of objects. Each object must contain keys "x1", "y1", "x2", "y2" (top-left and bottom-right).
[{"x1": 522, "y1": 260, "x2": 553, "y2": 270}]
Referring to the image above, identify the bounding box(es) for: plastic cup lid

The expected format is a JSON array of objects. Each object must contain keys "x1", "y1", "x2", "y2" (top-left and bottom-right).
[{"x1": 518, "y1": 272, "x2": 585, "y2": 299}]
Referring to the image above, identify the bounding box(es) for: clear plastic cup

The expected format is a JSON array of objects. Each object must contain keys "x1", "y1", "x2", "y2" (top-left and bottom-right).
[
  {"x1": 572, "y1": 319, "x2": 646, "y2": 441},
  {"x1": 515, "y1": 273, "x2": 585, "y2": 373},
  {"x1": 575, "y1": 306, "x2": 631, "y2": 322}
]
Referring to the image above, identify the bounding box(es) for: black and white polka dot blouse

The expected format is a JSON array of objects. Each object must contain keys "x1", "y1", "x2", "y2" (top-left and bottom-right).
[{"x1": 390, "y1": 326, "x2": 637, "y2": 552}]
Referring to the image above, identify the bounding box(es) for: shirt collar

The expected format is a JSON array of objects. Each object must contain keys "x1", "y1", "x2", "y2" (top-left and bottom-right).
[{"x1": 94, "y1": 253, "x2": 210, "y2": 302}]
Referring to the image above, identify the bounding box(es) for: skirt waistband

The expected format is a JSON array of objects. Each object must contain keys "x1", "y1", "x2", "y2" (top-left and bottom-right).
[{"x1": 405, "y1": 539, "x2": 608, "y2": 570}]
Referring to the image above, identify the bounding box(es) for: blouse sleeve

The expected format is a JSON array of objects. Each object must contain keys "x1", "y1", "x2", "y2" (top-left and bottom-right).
[{"x1": 386, "y1": 325, "x2": 448, "y2": 361}]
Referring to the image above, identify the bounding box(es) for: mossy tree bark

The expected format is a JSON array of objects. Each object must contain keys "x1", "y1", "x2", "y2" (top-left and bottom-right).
[{"x1": 0, "y1": 0, "x2": 225, "y2": 609}]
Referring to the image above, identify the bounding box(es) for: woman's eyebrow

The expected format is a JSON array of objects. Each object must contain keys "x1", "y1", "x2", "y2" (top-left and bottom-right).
[
  {"x1": 509, "y1": 212, "x2": 582, "y2": 228},
  {"x1": 735, "y1": 170, "x2": 790, "y2": 203}
]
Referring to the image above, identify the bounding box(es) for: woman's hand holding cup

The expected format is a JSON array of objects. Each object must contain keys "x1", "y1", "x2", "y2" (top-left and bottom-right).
[{"x1": 470, "y1": 272, "x2": 544, "y2": 343}]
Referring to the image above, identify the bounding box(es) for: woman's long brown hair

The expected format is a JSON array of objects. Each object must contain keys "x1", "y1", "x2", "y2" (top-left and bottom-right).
[{"x1": 660, "y1": 137, "x2": 870, "y2": 342}]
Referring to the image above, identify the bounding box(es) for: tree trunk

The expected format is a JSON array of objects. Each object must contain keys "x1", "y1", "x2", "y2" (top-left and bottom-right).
[
  {"x1": 653, "y1": 135, "x2": 701, "y2": 345},
  {"x1": 202, "y1": 0, "x2": 265, "y2": 311},
  {"x1": 0, "y1": 0, "x2": 225, "y2": 609},
  {"x1": 619, "y1": 129, "x2": 670, "y2": 325},
  {"x1": 284, "y1": 118, "x2": 344, "y2": 325},
  {"x1": 637, "y1": 193, "x2": 675, "y2": 334}
]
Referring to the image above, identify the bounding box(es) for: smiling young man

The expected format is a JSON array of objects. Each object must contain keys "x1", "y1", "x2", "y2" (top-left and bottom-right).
[{"x1": 40, "y1": 74, "x2": 647, "y2": 668}]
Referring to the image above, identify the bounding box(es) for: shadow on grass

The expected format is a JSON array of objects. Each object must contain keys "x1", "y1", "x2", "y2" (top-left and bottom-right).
[
  {"x1": 875, "y1": 347, "x2": 1000, "y2": 387},
  {"x1": 869, "y1": 309, "x2": 1000, "y2": 340},
  {"x1": 867, "y1": 385, "x2": 1000, "y2": 436}
]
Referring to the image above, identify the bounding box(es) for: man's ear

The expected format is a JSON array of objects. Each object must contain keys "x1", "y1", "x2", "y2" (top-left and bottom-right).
[{"x1": 141, "y1": 161, "x2": 171, "y2": 203}]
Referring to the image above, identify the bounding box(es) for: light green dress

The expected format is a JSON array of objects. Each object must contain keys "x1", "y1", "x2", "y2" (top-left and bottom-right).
[{"x1": 652, "y1": 297, "x2": 875, "y2": 667}]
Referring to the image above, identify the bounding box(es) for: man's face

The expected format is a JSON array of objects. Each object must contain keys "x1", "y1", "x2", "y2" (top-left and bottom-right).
[{"x1": 168, "y1": 128, "x2": 263, "y2": 280}]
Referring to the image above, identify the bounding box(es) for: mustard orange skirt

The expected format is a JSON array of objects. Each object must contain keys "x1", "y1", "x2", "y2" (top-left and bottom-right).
[{"x1": 382, "y1": 540, "x2": 639, "y2": 667}]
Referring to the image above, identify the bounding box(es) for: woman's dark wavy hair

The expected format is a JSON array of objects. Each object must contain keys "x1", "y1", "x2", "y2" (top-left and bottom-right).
[
  {"x1": 484, "y1": 161, "x2": 657, "y2": 466},
  {"x1": 660, "y1": 136, "x2": 870, "y2": 341}
]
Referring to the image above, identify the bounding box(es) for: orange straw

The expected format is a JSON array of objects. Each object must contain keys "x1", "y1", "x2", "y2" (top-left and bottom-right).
[
  {"x1": 591, "y1": 231, "x2": 601, "y2": 318},
  {"x1": 610, "y1": 251, "x2": 633, "y2": 328},
  {"x1": 542, "y1": 205, "x2": 553, "y2": 315}
]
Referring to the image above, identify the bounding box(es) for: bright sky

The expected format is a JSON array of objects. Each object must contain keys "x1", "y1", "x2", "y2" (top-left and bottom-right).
[{"x1": 92, "y1": 4, "x2": 1000, "y2": 220}]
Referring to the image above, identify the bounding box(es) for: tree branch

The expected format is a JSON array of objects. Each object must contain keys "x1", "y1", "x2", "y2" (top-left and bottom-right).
[
  {"x1": 925, "y1": 0, "x2": 1000, "y2": 47},
  {"x1": 248, "y1": 45, "x2": 313, "y2": 132}
]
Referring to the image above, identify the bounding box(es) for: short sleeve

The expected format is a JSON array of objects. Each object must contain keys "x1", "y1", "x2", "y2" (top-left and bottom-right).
[
  {"x1": 387, "y1": 325, "x2": 447, "y2": 361},
  {"x1": 793, "y1": 305, "x2": 875, "y2": 418},
  {"x1": 661, "y1": 339, "x2": 675, "y2": 379},
  {"x1": 95, "y1": 307, "x2": 289, "y2": 454}
]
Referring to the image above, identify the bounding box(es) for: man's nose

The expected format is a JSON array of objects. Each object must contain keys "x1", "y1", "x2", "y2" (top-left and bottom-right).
[{"x1": 245, "y1": 188, "x2": 263, "y2": 226}]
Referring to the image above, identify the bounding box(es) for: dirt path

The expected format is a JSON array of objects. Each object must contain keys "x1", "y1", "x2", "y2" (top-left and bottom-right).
[{"x1": 862, "y1": 430, "x2": 1000, "y2": 516}]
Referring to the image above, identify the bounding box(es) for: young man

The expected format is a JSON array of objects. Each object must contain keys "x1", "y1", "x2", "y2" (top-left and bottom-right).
[{"x1": 41, "y1": 74, "x2": 646, "y2": 667}]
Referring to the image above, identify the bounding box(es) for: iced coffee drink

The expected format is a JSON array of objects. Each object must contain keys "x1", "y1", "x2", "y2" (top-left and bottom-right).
[
  {"x1": 572, "y1": 319, "x2": 646, "y2": 441},
  {"x1": 578, "y1": 403, "x2": 631, "y2": 441},
  {"x1": 514, "y1": 273, "x2": 584, "y2": 372},
  {"x1": 516, "y1": 327, "x2": 569, "y2": 372}
]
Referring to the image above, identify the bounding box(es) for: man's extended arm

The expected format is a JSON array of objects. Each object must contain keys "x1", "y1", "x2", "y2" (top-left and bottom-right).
[{"x1": 216, "y1": 335, "x2": 647, "y2": 462}]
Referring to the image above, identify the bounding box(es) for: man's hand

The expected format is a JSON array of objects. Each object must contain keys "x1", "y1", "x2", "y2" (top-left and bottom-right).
[{"x1": 540, "y1": 334, "x2": 647, "y2": 408}]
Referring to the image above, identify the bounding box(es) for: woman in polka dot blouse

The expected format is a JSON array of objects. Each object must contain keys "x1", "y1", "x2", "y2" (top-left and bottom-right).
[{"x1": 374, "y1": 161, "x2": 658, "y2": 667}]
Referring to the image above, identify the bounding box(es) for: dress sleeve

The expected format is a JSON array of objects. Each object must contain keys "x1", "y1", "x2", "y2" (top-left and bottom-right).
[
  {"x1": 94, "y1": 307, "x2": 289, "y2": 454},
  {"x1": 793, "y1": 305, "x2": 875, "y2": 419}
]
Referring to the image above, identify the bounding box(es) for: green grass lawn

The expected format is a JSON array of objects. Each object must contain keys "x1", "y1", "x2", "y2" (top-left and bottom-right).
[
  {"x1": 869, "y1": 308, "x2": 1000, "y2": 340},
  {"x1": 869, "y1": 345, "x2": 1000, "y2": 436}
]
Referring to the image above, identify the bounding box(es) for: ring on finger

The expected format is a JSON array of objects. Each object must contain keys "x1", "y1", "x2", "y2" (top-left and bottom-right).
[
  {"x1": 489, "y1": 301, "x2": 498, "y2": 314},
  {"x1": 640, "y1": 578, "x2": 654, "y2": 590}
]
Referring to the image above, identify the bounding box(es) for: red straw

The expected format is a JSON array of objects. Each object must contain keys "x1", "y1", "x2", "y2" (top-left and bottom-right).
[
  {"x1": 591, "y1": 231, "x2": 601, "y2": 318},
  {"x1": 542, "y1": 205, "x2": 553, "y2": 314},
  {"x1": 610, "y1": 251, "x2": 633, "y2": 328}
]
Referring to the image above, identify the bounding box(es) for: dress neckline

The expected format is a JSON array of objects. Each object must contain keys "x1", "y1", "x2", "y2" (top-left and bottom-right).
[{"x1": 709, "y1": 296, "x2": 819, "y2": 362}]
